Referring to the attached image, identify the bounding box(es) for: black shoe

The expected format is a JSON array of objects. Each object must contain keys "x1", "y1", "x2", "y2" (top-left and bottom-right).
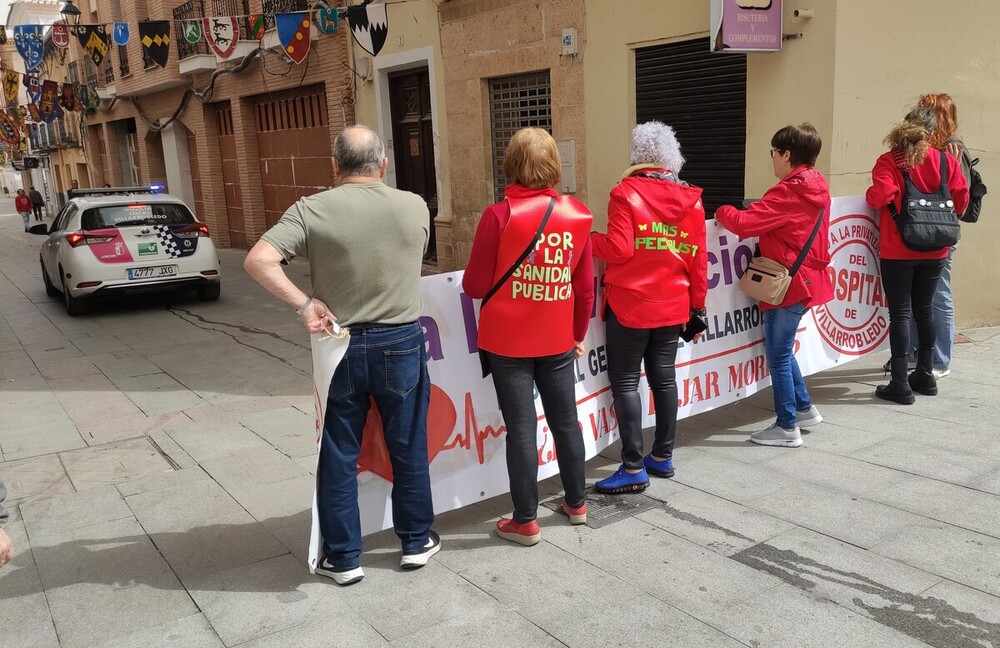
[
  {"x1": 908, "y1": 370, "x2": 938, "y2": 396},
  {"x1": 875, "y1": 381, "x2": 915, "y2": 405},
  {"x1": 400, "y1": 530, "x2": 441, "y2": 570},
  {"x1": 315, "y1": 558, "x2": 364, "y2": 586}
]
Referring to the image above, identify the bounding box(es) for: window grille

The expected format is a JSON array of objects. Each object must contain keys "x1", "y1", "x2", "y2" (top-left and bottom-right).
[{"x1": 488, "y1": 71, "x2": 552, "y2": 203}]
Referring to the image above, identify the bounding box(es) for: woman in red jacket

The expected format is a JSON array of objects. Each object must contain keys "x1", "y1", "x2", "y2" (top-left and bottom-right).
[
  {"x1": 463, "y1": 128, "x2": 595, "y2": 545},
  {"x1": 716, "y1": 124, "x2": 833, "y2": 448},
  {"x1": 866, "y1": 109, "x2": 968, "y2": 404},
  {"x1": 591, "y1": 121, "x2": 708, "y2": 493},
  {"x1": 15, "y1": 189, "x2": 32, "y2": 231}
]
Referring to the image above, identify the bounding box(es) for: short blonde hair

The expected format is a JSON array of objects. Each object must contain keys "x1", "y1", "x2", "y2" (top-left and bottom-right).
[{"x1": 502, "y1": 128, "x2": 561, "y2": 190}]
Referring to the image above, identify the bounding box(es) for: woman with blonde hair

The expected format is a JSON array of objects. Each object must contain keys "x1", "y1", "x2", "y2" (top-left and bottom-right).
[
  {"x1": 866, "y1": 108, "x2": 969, "y2": 404},
  {"x1": 908, "y1": 93, "x2": 971, "y2": 378},
  {"x1": 463, "y1": 128, "x2": 595, "y2": 545}
]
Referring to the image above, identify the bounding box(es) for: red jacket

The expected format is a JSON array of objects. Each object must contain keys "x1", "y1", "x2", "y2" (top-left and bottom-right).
[
  {"x1": 866, "y1": 150, "x2": 969, "y2": 260},
  {"x1": 15, "y1": 195, "x2": 31, "y2": 212},
  {"x1": 463, "y1": 184, "x2": 595, "y2": 357},
  {"x1": 591, "y1": 168, "x2": 708, "y2": 328},
  {"x1": 716, "y1": 165, "x2": 834, "y2": 311}
]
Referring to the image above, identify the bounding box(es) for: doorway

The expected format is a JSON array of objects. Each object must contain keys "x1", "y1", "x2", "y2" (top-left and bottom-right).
[{"x1": 388, "y1": 68, "x2": 438, "y2": 261}]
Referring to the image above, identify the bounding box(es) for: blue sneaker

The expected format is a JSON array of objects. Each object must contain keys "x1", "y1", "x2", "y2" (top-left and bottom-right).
[
  {"x1": 595, "y1": 467, "x2": 649, "y2": 494},
  {"x1": 642, "y1": 455, "x2": 675, "y2": 478}
]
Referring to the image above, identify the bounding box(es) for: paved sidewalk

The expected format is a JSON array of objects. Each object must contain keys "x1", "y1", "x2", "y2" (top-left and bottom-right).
[{"x1": 1, "y1": 209, "x2": 999, "y2": 648}]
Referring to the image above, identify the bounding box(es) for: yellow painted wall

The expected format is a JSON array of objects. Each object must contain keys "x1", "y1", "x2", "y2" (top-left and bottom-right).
[
  {"x1": 584, "y1": 0, "x2": 708, "y2": 226},
  {"x1": 829, "y1": 0, "x2": 1000, "y2": 326},
  {"x1": 584, "y1": 0, "x2": 998, "y2": 326},
  {"x1": 351, "y1": 0, "x2": 454, "y2": 265}
]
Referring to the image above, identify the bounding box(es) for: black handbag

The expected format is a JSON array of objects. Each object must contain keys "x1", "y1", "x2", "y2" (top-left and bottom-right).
[
  {"x1": 888, "y1": 150, "x2": 961, "y2": 252},
  {"x1": 477, "y1": 197, "x2": 556, "y2": 378}
]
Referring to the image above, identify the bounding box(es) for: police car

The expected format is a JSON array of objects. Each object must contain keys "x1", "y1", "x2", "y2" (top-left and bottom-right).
[{"x1": 39, "y1": 187, "x2": 221, "y2": 315}]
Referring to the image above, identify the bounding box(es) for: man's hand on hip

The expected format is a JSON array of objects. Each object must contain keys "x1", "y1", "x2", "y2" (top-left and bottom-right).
[{"x1": 301, "y1": 297, "x2": 337, "y2": 333}]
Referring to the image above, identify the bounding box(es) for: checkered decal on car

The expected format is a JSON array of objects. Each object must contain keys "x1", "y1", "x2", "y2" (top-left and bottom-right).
[{"x1": 153, "y1": 224, "x2": 198, "y2": 258}]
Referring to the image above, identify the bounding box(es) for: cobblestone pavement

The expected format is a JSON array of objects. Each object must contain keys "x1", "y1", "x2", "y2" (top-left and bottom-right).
[{"x1": 1, "y1": 207, "x2": 999, "y2": 647}]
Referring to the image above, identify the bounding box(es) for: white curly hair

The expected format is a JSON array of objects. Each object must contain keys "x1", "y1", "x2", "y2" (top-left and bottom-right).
[{"x1": 629, "y1": 121, "x2": 685, "y2": 172}]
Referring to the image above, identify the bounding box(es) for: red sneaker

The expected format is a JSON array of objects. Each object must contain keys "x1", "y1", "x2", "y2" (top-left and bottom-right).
[
  {"x1": 562, "y1": 501, "x2": 587, "y2": 525},
  {"x1": 495, "y1": 518, "x2": 541, "y2": 546}
]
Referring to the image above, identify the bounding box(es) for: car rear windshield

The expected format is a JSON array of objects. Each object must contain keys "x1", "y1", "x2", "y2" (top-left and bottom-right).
[{"x1": 82, "y1": 203, "x2": 195, "y2": 229}]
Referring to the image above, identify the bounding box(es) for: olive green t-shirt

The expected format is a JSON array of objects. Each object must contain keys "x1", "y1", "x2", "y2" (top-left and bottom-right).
[{"x1": 261, "y1": 183, "x2": 429, "y2": 326}]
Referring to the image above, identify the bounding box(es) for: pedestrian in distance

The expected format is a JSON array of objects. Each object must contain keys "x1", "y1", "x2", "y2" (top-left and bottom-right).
[
  {"x1": 715, "y1": 123, "x2": 833, "y2": 447},
  {"x1": 244, "y1": 124, "x2": 439, "y2": 586},
  {"x1": 463, "y1": 127, "x2": 595, "y2": 546},
  {"x1": 15, "y1": 189, "x2": 32, "y2": 231},
  {"x1": 866, "y1": 109, "x2": 968, "y2": 405},
  {"x1": 590, "y1": 121, "x2": 708, "y2": 493},
  {"x1": 28, "y1": 186, "x2": 44, "y2": 221}
]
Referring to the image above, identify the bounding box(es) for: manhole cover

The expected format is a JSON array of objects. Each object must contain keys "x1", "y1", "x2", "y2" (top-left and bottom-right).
[{"x1": 542, "y1": 489, "x2": 660, "y2": 529}]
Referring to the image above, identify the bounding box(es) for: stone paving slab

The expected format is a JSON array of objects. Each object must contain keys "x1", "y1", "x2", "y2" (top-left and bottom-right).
[
  {"x1": 59, "y1": 437, "x2": 175, "y2": 491},
  {"x1": 0, "y1": 453, "x2": 75, "y2": 504},
  {"x1": 124, "y1": 475, "x2": 288, "y2": 581}
]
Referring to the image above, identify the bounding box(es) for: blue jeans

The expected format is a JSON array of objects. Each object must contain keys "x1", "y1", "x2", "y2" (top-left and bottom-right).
[
  {"x1": 317, "y1": 322, "x2": 434, "y2": 570},
  {"x1": 909, "y1": 245, "x2": 955, "y2": 371},
  {"x1": 19, "y1": 211, "x2": 30, "y2": 230},
  {"x1": 763, "y1": 303, "x2": 812, "y2": 430}
]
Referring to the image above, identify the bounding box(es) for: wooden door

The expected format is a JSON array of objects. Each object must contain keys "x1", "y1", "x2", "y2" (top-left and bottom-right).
[{"x1": 389, "y1": 68, "x2": 438, "y2": 261}]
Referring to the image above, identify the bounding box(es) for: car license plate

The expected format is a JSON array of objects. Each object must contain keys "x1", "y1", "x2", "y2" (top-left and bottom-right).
[{"x1": 127, "y1": 265, "x2": 178, "y2": 280}]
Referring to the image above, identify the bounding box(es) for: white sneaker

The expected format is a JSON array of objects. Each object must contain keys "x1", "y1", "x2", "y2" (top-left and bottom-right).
[
  {"x1": 400, "y1": 531, "x2": 441, "y2": 570},
  {"x1": 750, "y1": 424, "x2": 803, "y2": 448},
  {"x1": 315, "y1": 559, "x2": 364, "y2": 586},
  {"x1": 795, "y1": 405, "x2": 823, "y2": 428},
  {"x1": 932, "y1": 368, "x2": 951, "y2": 379}
]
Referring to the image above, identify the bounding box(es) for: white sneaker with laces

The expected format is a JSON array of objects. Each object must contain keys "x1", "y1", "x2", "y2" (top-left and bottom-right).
[
  {"x1": 932, "y1": 368, "x2": 951, "y2": 379},
  {"x1": 796, "y1": 405, "x2": 823, "y2": 428},
  {"x1": 315, "y1": 559, "x2": 364, "y2": 586},
  {"x1": 400, "y1": 530, "x2": 441, "y2": 570},
  {"x1": 750, "y1": 424, "x2": 803, "y2": 448}
]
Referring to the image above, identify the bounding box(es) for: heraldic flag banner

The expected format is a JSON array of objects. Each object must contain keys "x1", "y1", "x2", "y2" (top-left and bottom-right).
[{"x1": 304, "y1": 195, "x2": 890, "y2": 571}]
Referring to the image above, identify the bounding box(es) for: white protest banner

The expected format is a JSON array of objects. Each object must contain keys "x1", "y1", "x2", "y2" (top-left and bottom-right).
[{"x1": 308, "y1": 195, "x2": 888, "y2": 571}]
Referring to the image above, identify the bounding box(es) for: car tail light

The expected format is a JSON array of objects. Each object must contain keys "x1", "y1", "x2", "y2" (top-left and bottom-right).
[
  {"x1": 177, "y1": 223, "x2": 210, "y2": 238},
  {"x1": 76, "y1": 281, "x2": 102, "y2": 288},
  {"x1": 67, "y1": 231, "x2": 115, "y2": 247},
  {"x1": 200, "y1": 270, "x2": 219, "y2": 276}
]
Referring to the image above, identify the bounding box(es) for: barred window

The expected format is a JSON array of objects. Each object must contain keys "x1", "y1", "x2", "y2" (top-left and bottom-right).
[{"x1": 488, "y1": 71, "x2": 552, "y2": 204}]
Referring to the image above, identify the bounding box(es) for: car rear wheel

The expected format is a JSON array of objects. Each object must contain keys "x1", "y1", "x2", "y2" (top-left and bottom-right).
[
  {"x1": 40, "y1": 259, "x2": 59, "y2": 298},
  {"x1": 60, "y1": 271, "x2": 90, "y2": 316},
  {"x1": 197, "y1": 282, "x2": 221, "y2": 301}
]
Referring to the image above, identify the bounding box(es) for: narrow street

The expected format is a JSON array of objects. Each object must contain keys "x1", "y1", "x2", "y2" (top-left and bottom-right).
[{"x1": 2, "y1": 204, "x2": 1000, "y2": 647}]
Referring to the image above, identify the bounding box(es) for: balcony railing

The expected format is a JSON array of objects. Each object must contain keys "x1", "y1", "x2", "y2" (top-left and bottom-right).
[
  {"x1": 119, "y1": 44, "x2": 131, "y2": 77},
  {"x1": 175, "y1": 0, "x2": 211, "y2": 59},
  {"x1": 261, "y1": 0, "x2": 311, "y2": 30},
  {"x1": 213, "y1": 0, "x2": 252, "y2": 38}
]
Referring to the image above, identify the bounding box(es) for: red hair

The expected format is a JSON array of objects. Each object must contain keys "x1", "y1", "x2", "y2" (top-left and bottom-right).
[{"x1": 916, "y1": 93, "x2": 959, "y2": 148}]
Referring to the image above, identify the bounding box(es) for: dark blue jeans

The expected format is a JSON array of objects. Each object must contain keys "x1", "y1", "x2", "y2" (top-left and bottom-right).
[
  {"x1": 763, "y1": 302, "x2": 812, "y2": 430},
  {"x1": 485, "y1": 350, "x2": 586, "y2": 523},
  {"x1": 318, "y1": 322, "x2": 434, "y2": 570}
]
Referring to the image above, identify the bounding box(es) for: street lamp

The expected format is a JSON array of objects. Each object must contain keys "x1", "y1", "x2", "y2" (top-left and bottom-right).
[{"x1": 60, "y1": 0, "x2": 82, "y2": 25}]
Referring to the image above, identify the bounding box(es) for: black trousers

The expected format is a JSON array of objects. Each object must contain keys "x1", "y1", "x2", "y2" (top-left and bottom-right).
[
  {"x1": 485, "y1": 349, "x2": 586, "y2": 523},
  {"x1": 606, "y1": 309, "x2": 681, "y2": 470},
  {"x1": 880, "y1": 258, "x2": 945, "y2": 379},
  {"x1": 32, "y1": 204, "x2": 42, "y2": 219}
]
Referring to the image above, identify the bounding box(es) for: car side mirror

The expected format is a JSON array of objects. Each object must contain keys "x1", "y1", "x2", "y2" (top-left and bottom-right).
[{"x1": 29, "y1": 223, "x2": 48, "y2": 235}]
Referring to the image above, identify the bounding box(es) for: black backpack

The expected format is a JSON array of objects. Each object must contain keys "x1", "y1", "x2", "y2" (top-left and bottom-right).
[
  {"x1": 888, "y1": 150, "x2": 961, "y2": 252},
  {"x1": 960, "y1": 151, "x2": 987, "y2": 223}
]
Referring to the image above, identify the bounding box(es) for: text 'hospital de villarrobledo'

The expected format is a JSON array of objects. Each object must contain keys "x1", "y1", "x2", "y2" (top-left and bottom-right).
[{"x1": 2, "y1": 0, "x2": 997, "y2": 325}]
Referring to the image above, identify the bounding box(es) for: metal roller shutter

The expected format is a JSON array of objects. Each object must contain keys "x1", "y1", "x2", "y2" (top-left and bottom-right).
[{"x1": 636, "y1": 38, "x2": 747, "y2": 215}]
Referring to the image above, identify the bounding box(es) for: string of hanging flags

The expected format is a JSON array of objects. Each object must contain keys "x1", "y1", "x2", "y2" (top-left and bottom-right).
[{"x1": 2, "y1": 2, "x2": 388, "y2": 73}]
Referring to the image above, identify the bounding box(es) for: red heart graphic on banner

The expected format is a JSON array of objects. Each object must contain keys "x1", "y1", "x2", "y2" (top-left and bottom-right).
[{"x1": 358, "y1": 384, "x2": 458, "y2": 482}]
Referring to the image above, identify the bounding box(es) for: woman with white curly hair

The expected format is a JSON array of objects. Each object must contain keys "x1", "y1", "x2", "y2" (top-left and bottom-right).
[{"x1": 591, "y1": 121, "x2": 708, "y2": 494}]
